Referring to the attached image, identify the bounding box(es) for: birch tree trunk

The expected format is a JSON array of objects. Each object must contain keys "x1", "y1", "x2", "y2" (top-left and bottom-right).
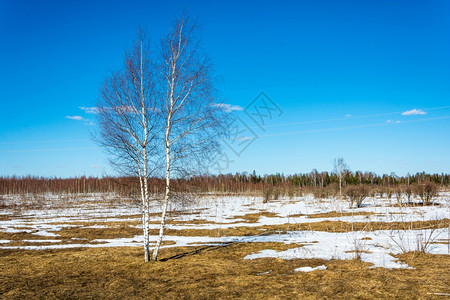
[
  {"x1": 95, "y1": 32, "x2": 160, "y2": 262},
  {"x1": 152, "y1": 145, "x2": 170, "y2": 261},
  {"x1": 138, "y1": 171, "x2": 150, "y2": 262},
  {"x1": 150, "y1": 14, "x2": 228, "y2": 261},
  {"x1": 152, "y1": 113, "x2": 172, "y2": 261}
]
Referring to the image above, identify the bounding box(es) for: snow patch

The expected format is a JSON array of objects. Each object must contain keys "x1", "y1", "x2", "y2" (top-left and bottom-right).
[{"x1": 295, "y1": 265, "x2": 327, "y2": 272}]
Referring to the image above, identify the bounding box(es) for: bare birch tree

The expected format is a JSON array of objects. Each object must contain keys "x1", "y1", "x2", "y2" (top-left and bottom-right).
[
  {"x1": 151, "y1": 15, "x2": 227, "y2": 261},
  {"x1": 334, "y1": 157, "x2": 348, "y2": 198},
  {"x1": 95, "y1": 32, "x2": 162, "y2": 262}
]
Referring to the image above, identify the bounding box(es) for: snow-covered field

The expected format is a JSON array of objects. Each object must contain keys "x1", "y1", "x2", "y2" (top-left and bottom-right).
[{"x1": 1, "y1": 192, "x2": 448, "y2": 269}]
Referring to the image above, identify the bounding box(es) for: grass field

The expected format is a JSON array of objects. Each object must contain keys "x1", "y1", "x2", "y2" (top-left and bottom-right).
[{"x1": 1, "y1": 192, "x2": 449, "y2": 299}]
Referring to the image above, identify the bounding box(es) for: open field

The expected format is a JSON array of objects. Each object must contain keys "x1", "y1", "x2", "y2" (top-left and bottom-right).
[{"x1": 1, "y1": 191, "x2": 449, "y2": 299}]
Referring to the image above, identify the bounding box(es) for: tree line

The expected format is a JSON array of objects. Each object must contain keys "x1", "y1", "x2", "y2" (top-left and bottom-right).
[{"x1": 1, "y1": 171, "x2": 448, "y2": 195}]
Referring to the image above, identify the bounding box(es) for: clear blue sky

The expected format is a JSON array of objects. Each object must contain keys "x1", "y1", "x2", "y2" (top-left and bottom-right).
[{"x1": 1, "y1": 0, "x2": 449, "y2": 178}]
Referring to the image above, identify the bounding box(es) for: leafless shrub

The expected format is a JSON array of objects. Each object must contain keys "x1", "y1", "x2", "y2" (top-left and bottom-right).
[
  {"x1": 311, "y1": 185, "x2": 338, "y2": 199},
  {"x1": 415, "y1": 228, "x2": 440, "y2": 254},
  {"x1": 414, "y1": 181, "x2": 439, "y2": 205},
  {"x1": 404, "y1": 185, "x2": 413, "y2": 203},
  {"x1": 388, "y1": 226, "x2": 444, "y2": 256},
  {"x1": 263, "y1": 187, "x2": 273, "y2": 203},
  {"x1": 0, "y1": 195, "x2": 8, "y2": 209},
  {"x1": 344, "y1": 185, "x2": 373, "y2": 208},
  {"x1": 170, "y1": 192, "x2": 198, "y2": 210},
  {"x1": 394, "y1": 185, "x2": 405, "y2": 206},
  {"x1": 312, "y1": 187, "x2": 327, "y2": 199},
  {"x1": 287, "y1": 188, "x2": 295, "y2": 200},
  {"x1": 273, "y1": 189, "x2": 281, "y2": 200}
]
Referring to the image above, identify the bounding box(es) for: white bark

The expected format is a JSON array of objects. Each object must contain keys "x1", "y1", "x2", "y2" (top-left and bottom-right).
[
  {"x1": 334, "y1": 158, "x2": 347, "y2": 199},
  {"x1": 149, "y1": 15, "x2": 226, "y2": 261},
  {"x1": 95, "y1": 34, "x2": 160, "y2": 262},
  {"x1": 152, "y1": 97, "x2": 173, "y2": 261}
]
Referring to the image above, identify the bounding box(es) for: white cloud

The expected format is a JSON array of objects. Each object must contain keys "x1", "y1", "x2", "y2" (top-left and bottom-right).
[
  {"x1": 66, "y1": 115, "x2": 94, "y2": 125},
  {"x1": 213, "y1": 103, "x2": 244, "y2": 112},
  {"x1": 386, "y1": 120, "x2": 401, "y2": 124},
  {"x1": 66, "y1": 116, "x2": 84, "y2": 121},
  {"x1": 79, "y1": 106, "x2": 99, "y2": 114},
  {"x1": 401, "y1": 109, "x2": 426, "y2": 116}
]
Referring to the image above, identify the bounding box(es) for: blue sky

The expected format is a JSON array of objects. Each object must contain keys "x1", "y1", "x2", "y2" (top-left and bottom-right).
[{"x1": 0, "y1": 0, "x2": 449, "y2": 178}]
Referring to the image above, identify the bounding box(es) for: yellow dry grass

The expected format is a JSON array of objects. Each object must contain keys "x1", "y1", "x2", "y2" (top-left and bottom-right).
[
  {"x1": 292, "y1": 211, "x2": 376, "y2": 218},
  {"x1": 1, "y1": 245, "x2": 449, "y2": 299},
  {"x1": 3, "y1": 218, "x2": 447, "y2": 243},
  {"x1": 2, "y1": 195, "x2": 449, "y2": 299}
]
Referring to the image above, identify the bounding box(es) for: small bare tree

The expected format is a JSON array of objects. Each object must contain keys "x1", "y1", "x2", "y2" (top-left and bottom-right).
[
  {"x1": 96, "y1": 17, "x2": 228, "y2": 263},
  {"x1": 95, "y1": 33, "x2": 162, "y2": 262},
  {"x1": 344, "y1": 185, "x2": 372, "y2": 208},
  {"x1": 151, "y1": 15, "x2": 228, "y2": 261},
  {"x1": 414, "y1": 181, "x2": 439, "y2": 205},
  {"x1": 334, "y1": 157, "x2": 348, "y2": 198},
  {"x1": 394, "y1": 185, "x2": 404, "y2": 206},
  {"x1": 404, "y1": 185, "x2": 413, "y2": 203}
]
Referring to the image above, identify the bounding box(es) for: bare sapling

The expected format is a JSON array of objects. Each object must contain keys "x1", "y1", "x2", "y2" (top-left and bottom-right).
[
  {"x1": 394, "y1": 185, "x2": 404, "y2": 206},
  {"x1": 404, "y1": 185, "x2": 413, "y2": 203},
  {"x1": 334, "y1": 158, "x2": 348, "y2": 198}
]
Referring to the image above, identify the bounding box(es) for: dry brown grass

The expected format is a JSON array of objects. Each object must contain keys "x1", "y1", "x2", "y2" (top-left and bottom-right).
[
  {"x1": 55, "y1": 224, "x2": 141, "y2": 240},
  {"x1": 3, "y1": 218, "x2": 446, "y2": 244},
  {"x1": 1, "y1": 244, "x2": 449, "y2": 299},
  {"x1": 161, "y1": 218, "x2": 450, "y2": 237},
  {"x1": 233, "y1": 211, "x2": 280, "y2": 223},
  {"x1": 2, "y1": 195, "x2": 449, "y2": 299},
  {"x1": 289, "y1": 211, "x2": 376, "y2": 218}
]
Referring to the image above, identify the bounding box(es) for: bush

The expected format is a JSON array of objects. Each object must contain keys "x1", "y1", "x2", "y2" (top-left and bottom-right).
[
  {"x1": 273, "y1": 189, "x2": 280, "y2": 200},
  {"x1": 344, "y1": 185, "x2": 373, "y2": 208},
  {"x1": 287, "y1": 188, "x2": 295, "y2": 200},
  {"x1": 263, "y1": 187, "x2": 273, "y2": 203},
  {"x1": 414, "y1": 181, "x2": 439, "y2": 205},
  {"x1": 312, "y1": 185, "x2": 338, "y2": 199},
  {"x1": 394, "y1": 185, "x2": 404, "y2": 205},
  {"x1": 404, "y1": 185, "x2": 413, "y2": 202}
]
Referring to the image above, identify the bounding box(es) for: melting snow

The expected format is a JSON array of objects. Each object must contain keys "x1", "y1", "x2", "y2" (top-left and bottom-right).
[
  {"x1": 1, "y1": 193, "x2": 448, "y2": 269},
  {"x1": 295, "y1": 265, "x2": 327, "y2": 272}
]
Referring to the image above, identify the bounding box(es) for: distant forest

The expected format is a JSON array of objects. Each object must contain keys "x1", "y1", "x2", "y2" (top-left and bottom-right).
[{"x1": 0, "y1": 171, "x2": 448, "y2": 195}]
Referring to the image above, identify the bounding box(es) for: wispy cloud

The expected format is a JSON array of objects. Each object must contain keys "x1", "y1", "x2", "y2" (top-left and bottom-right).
[
  {"x1": 79, "y1": 106, "x2": 99, "y2": 114},
  {"x1": 213, "y1": 103, "x2": 244, "y2": 112},
  {"x1": 65, "y1": 116, "x2": 84, "y2": 121},
  {"x1": 386, "y1": 119, "x2": 401, "y2": 124},
  {"x1": 67, "y1": 113, "x2": 95, "y2": 125},
  {"x1": 401, "y1": 109, "x2": 426, "y2": 116}
]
